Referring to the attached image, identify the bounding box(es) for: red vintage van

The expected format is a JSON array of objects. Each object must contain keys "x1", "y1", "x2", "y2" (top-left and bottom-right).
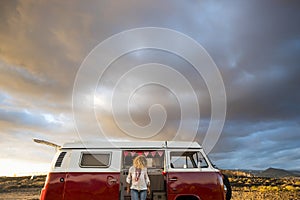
[{"x1": 37, "y1": 140, "x2": 230, "y2": 200}]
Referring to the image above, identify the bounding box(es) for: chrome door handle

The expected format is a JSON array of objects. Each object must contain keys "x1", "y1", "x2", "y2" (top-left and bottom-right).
[{"x1": 169, "y1": 178, "x2": 177, "y2": 181}]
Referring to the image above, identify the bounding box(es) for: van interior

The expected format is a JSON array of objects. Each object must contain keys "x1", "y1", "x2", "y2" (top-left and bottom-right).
[{"x1": 120, "y1": 150, "x2": 166, "y2": 200}]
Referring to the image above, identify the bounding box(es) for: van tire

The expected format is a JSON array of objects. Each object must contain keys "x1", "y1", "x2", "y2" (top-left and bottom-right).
[{"x1": 222, "y1": 174, "x2": 232, "y2": 200}]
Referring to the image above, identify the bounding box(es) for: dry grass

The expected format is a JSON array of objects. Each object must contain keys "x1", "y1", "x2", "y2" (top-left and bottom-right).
[
  {"x1": 232, "y1": 187, "x2": 300, "y2": 200},
  {"x1": 0, "y1": 176, "x2": 45, "y2": 193},
  {"x1": 226, "y1": 171, "x2": 300, "y2": 200}
]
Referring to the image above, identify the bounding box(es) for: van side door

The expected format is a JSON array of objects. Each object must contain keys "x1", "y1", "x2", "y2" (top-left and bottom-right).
[
  {"x1": 63, "y1": 150, "x2": 121, "y2": 200},
  {"x1": 167, "y1": 150, "x2": 219, "y2": 200}
]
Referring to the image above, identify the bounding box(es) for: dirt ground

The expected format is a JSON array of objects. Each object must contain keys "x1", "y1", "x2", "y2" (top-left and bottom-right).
[{"x1": 0, "y1": 188, "x2": 40, "y2": 200}]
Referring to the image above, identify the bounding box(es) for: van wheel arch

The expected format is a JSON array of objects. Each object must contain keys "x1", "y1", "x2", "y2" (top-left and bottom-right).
[{"x1": 222, "y1": 173, "x2": 232, "y2": 200}]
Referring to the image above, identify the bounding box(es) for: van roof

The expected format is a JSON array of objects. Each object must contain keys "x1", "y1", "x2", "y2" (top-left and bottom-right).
[{"x1": 61, "y1": 140, "x2": 202, "y2": 149}]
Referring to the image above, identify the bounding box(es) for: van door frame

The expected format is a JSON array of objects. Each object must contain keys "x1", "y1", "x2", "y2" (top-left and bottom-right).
[{"x1": 166, "y1": 149, "x2": 203, "y2": 200}]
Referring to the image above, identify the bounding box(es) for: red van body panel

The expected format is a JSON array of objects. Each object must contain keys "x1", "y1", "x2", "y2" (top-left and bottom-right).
[
  {"x1": 40, "y1": 172, "x2": 120, "y2": 200},
  {"x1": 167, "y1": 172, "x2": 225, "y2": 200},
  {"x1": 63, "y1": 172, "x2": 119, "y2": 200},
  {"x1": 40, "y1": 172, "x2": 67, "y2": 200}
]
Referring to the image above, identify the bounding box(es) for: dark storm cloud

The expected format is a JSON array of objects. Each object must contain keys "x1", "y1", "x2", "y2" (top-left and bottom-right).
[
  {"x1": 211, "y1": 1, "x2": 300, "y2": 120},
  {"x1": 0, "y1": 0, "x2": 299, "y2": 173},
  {"x1": 210, "y1": 120, "x2": 300, "y2": 169}
]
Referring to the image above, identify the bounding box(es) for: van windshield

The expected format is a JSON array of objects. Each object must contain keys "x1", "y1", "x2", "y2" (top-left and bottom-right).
[{"x1": 122, "y1": 150, "x2": 164, "y2": 169}]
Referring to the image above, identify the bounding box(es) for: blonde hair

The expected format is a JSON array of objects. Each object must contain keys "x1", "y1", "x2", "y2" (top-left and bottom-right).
[{"x1": 133, "y1": 155, "x2": 147, "y2": 169}]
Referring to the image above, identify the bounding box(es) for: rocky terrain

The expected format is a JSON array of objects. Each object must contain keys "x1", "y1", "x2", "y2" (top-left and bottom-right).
[
  {"x1": 222, "y1": 168, "x2": 300, "y2": 200},
  {"x1": 0, "y1": 168, "x2": 299, "y2": 200}
]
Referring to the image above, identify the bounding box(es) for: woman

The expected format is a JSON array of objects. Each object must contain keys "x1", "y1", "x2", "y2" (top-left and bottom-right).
[{"x1": 126, "y1": 155, "x2": 151, "y2": 200}]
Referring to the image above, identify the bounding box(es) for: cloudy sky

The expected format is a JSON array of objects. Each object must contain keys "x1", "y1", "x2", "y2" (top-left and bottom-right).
[{"x1": 0, "y1": 0, "x2": 300, "y2": 176}]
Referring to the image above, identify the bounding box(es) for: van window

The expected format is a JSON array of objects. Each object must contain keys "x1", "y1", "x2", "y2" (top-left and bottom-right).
[
  {"x1": 195, "y1": 151, "x2": 209, "y2": 168},
  {"x1": 55, "y1": 152, "x2": 67, "y2": 167},
  {"x1": 80, "y1": 153, "x2": 111, "y2": 168},
  {"x1": 170, "y1": 151, "x2": 208, "y2": 168}
]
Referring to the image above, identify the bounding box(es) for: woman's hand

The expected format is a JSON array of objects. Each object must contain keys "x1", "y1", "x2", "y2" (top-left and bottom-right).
[
  {"x1": 126, "y1": 187, "x2": 130, "y2": 195},
  {"x1": 147, "y1": 186, "x2": 151, "y2": 195}
]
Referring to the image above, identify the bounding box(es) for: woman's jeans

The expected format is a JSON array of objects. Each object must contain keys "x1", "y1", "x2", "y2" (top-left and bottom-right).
[{"x1": 131, "y1": 189, "x2": 147, "y2": 200}]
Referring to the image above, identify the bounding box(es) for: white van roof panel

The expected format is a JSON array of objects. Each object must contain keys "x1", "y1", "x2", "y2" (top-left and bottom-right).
[
  {"x1": 167, "y1": 141, "x2": 201, "y2": 148},
  {"x1": 61, "y1": 140, "x2": 202, "y2": 149}
]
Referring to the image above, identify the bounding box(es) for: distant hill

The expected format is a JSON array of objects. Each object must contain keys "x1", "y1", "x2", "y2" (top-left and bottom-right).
[
  {"x1": 290, "y1": 170, "x2": 300, "y2": 176},
  {"x1": 257, "y1": 167, "x2": 297, "y2": 178},
  {"x1": 220, "y1": 169, "x2": 254, "y2": 177},
  {"x1": 221, "y1": 168, "x2": 300, "y2": 178}
]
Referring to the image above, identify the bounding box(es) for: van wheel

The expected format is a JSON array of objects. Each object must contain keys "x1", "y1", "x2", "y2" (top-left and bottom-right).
[{"x1": 222, "y1": 174, "x2": 232, "y2": 200}]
